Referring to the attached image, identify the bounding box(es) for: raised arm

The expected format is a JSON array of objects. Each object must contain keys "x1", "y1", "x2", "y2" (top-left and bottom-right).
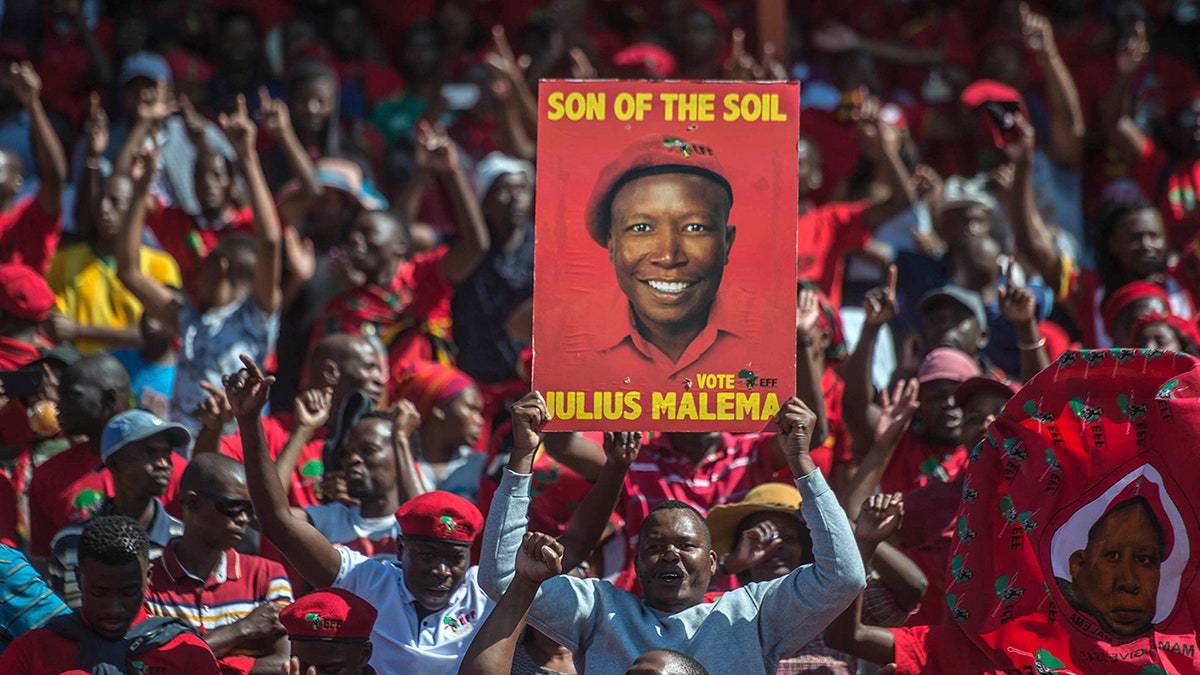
[
  {"x1": 1004, "y1": 117, "x2": 1064, "y2": 287},
  {"x1": 257, "y1": 87, "x2": 321, "y2": 217},
  {"x1": 795, "y1": 288, "x2": 830, "y2": 447},
  {"x1": 191, "y1": 381, "x2": 233, "y2": 456},
  {"x1": 839, "y1": 379, "x2": 918, "y2": 516},
  {"x1": 1100, "y1": 20, "x2": 1150, "y2": 167},
  {"x1": 416, "y1": 121, "x2": 491, "y2": 285},
  {"x1": 277, "y1": 388, "x2": 332, "y2": 494},
  {"x1": 843, "y1": 266, "x2": 896, "y2": 443},
  {"x1": 11, "y1": 62, "x2": 66, "y2": 221},
  {"x1": 1021, "y1": 5, "x2": 1085, "y2": 169},
  {"x1": 73, "y1": 93, "x2": 108, "y2": 239},
  {"x1": 220, "y1": 95, "x2": 282, "y2": 314},
  {"x1": 227, "y1": 355, "x2": 342, "y2": 589},
  {"x1": 824, "y1": 494, "x2": 906, "y2": 666},
  {"x1": 458, "y1": 533, "x2": 563, "y2": 675},
  {"x1": 115, "y1": 142, "x2": 182, "y2": 333},
  {"x1": 998, "y1": 264, "x2": 1049, "y2": 382},
  {"x1": 389, "y1": 399, "x2": 427, "y2": 503},
  {"x1": 556, "y1": 431, "x2": 639, "y2": 572},
  {"x1": 856, "y1": 98, "x2": 918, "y2": 232}
]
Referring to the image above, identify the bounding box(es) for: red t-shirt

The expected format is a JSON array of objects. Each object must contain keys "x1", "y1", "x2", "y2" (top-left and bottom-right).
[
  {"x1": 0, "y1": 474, "x2": 17, "y2": 547},
  {"x1": 799, "y1": 110, "x2": 862, "y2": 207},
  {"x1": 26, "y1": 442, "x2": 186, "y2": 557},
  {"x1": 0, "y1": 196, "x2": 61, "y2": 275},
  {"x1": 896, "y1": 476, "x2": 963, "y2": 627},
  {"x1": 891, "y1": 623, "x2": 1005, "y2": 675},
  {"x1": 796, "y1": 201, "x2": 871, "y2": 309},
  {"x1": 879, "y1": 429, "x2": 966, "y2": 495},
  {"x1": 1133, "y1": 137, "x2": 1200, "y2": 252},
  {"x1": 220, "y1": 413, "x2": 325, "y2": 509},
  {"x1": 0, "y1": 608, "x2": 220, "y2": 675},
  {"x1": 146, "y1": 204, "x2": 255, "y2": 297},
  {"x1": 395, "y1": 245, "x2": 454, "y2": 326}
]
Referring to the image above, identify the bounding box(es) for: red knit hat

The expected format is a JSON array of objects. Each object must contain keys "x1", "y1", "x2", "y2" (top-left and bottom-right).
[
  {"x1": 584, "y1": 135, "x2": 732, "y2": 246},
  {"x1": 280, "y1": 588, "x2": 377, "y2": 642},
  {"x1": 390, "y1": 362, "x2": 476, "y2": 418},
  {"x1": 0, "y1": 264, "x2": 54, "y2": 322},
  {"x1": 1101, "y1": 281, "x2": 1171, "y2": 337},
  {"x1": 396, "y1": 491, "x2": 484, "y2": 545}
]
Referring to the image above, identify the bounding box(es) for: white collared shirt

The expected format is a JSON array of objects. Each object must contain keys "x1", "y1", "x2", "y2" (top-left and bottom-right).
[{"x1": 334, "y1": 548, "x2": 493, "y2": 675}]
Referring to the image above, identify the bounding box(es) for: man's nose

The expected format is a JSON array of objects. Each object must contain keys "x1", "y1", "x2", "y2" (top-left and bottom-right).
[
  {"x1": 649, "y1": 231, "x2": 686, "y2": 267},
  {"x1": 1114, "y1": 557, "x2": 1141, "y2": 592}
]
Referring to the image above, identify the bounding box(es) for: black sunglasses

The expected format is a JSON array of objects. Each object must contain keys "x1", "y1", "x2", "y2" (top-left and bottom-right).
[{"x1": 196, "y1": 491, "x2": 254, "y2": 518}]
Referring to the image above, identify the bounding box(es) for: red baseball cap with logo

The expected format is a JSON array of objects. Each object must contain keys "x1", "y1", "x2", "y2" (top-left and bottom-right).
[
  {"x1": 396, "y1": 491, "x2": 484, "y2": 545},
  {"x1": 584, "y1": 135, "x2": 733, "y2": 246},
  {"x1": 281, "y1": 588, "x2": 377, "y2": 643}
]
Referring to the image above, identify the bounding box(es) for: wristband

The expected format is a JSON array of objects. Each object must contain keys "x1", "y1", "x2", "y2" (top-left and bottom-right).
[{"x1": 1017, "y1": 336, "x2": 1046, "y2": 351}]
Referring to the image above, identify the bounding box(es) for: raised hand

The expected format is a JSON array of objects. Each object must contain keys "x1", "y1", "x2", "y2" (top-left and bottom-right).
[
  {"x1": 775, "y1": 396, "x2": 818, "y2": 464},
  {"x1": 178, "y1": 95, "x2": 207, "y2": 145},
  {"x1": 1001, "y1": 113, "x2": 1036, "y2": 166},
  {"x1": 511, "y1": 391, "x2": 552, "y2": 454},
  {"x1": 282, "y1": 657, "x2": 317, "y2": 675},
  {"x1": 415, "y1": 120, "x2": 459, "y2": 174},
  {"x1": 487, "y1": 25, "x2": 531, "y2": 86},
  {"x1": 515, "y1": 531, "x2": 565, "y2": 584},
  {"x1": 568, "y1": 47, "x2": 598, "y2": 79},
  {"x1": 1116, "y1": 20, "x2": 1149, "y2": 77},
  {"x1": 874, "y1": 378, "x2": 919, "y2": 445},
  {"x1": 294, "y1": 388, "x2": 333, "y2": 431},
  {"x1": 853, "y1": 94, "x2": 899, "y2": 160},
  {"x1": 723, "y1": 29, "x2": 764, "y2": 80},
  {"x1": 856, "y1": 492, "x2": 904, "y2": 545},
  {"x1": 136, "y1": 80, "x2": 176, "y2": 123},
  {"x1": 998, "y1": 262, "x2": 1037, "y2": 324},
  {"x1": 724, "y1": 519, "x2": 783, "y2": 575},
  {"x1": 256, "y1": 86, "x2": 293, "y2": 141},
  {"x1": 193, "y1": 380, "x2": 234, "y2": 431},
  {"x1": 602, "y1": 431, "x2": 642, "y2": 467},
  {"x1": 796, "y1": 288, "x2": 821, "y2": 342},
  {"x1": 83, "y1": 92, "x2": 109, "y2": 158},
  {"x1": 9, "y1": 62, "x2": 41, "y2": 109},
  {"x1": 1019, "y1": 3, "x2": 1056, "y2": 59},
  {"x1": 222, "y1": 355, "x2": 275, "y2": 420},
  {"x1": 862, "y1": 265, "x2": 899, "y2": 326},
  {"x1": 389, "y1": 398, "x2": 422, "y2": 437},
  {"x1": 219, "y1": 94, "x2": 258, "y2": 161},
  {"x1": 282, "y1": 227, "x2": 316, "y2": 284},
  {"x1": 129, "y1": 140, "x2": 160, "y2": 190}
]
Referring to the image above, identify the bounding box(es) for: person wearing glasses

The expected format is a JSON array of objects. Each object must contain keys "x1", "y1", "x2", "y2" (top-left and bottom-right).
[
  {"x1": 146, "y1": 453, "x2": 295, "y2": 675},
  {"x1": 48, "y1": 409, "x2": 191, "y2": 609}
]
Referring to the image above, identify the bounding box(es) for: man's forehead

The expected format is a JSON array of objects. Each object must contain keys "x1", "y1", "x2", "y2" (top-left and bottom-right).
[{"x1": 643, "y1": 507, "x2": 706, "y2": 534}]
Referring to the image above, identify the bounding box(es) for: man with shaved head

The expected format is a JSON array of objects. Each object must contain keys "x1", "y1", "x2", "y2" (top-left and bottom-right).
[
  {"x1": 147, "y1": 454, "x2": 294, "y2": 675},
  {"x1": 196, "y1": 332, "x2": 386, "y2": 509},
  {"x1": 26, "y1": 354, "x2": 186, "y2": 564}
]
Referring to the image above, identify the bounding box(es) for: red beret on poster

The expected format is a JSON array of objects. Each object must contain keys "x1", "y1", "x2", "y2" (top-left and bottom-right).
[
  {"x1": 946, "y1": 348, "x2": 1200, "y2": 673},
  {"x1": 532, "y1": 80, "x2": 799, "y2": 432}
]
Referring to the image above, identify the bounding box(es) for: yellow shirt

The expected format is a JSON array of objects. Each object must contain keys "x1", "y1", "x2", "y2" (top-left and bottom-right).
[{"x1": 46, "y1": 243, "x2": 182, "y2": 354}]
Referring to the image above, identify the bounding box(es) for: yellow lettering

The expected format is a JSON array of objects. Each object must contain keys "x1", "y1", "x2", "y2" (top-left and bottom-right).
[
  {"x1": 624, "y1": 392, "x2": 643, "y2": 420},
  {"x1": 737, "y1": 392, "x2": 761, "y2": 418},
  {"x1": 601, "y1": 391, "x2": 624, "y2": 421},
  {"x1": 722, "y1": 93, "x2": 740, "y2": 121},
  {"x1": 547, "y1": 92, "x2": 565, "y2": 121},
  {"x1": 652, "y1": 392, "x2": 676, "y2": 420},
  {"x1": 717, "y1": 392, "x2": 735, "y2": 420},
  {"x1": 677, "y1": 392, "x2": 698, "y2": 420},
  {"x1": 574, "y1": 391, "x2": 594, "y2": 420},
  {"x1": 761, "y1": 393, "x2": 781, "y2": 420}
]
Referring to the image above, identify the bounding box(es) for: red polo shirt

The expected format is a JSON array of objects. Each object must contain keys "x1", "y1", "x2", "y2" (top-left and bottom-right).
[
  {"x1": 147, "y1": 204, "x2": 255, "y2": 299},
  {"x1": 26, "y1": 442, "x2": 187, "y2": 557},
  {"x1": 0, "y1": 196, "x2": 61, "y2": 275},
  {"x1": 878, "y1": 429, "x2": 966, "y2": 495},
  {"x1": 146, "y1": 542, "x2": 293, "y2": 675},
  {"x1": 891, "y1": 623, "x2": 1004, "y2": 674},
  {"x1": 614, "y1": 431, "x2": 780, "y2": 591},
  {"x1": 0, "y1": 607, "x2": 220, "y2": 675},
  {"x1": 592, "y1": 283, "x2": 768, "y2": 387},
  {"x1": 796, "y1": 200, "x2": 871, "y2": 309},
  {"x1": 220, "y1": 413, "x2": 325, "y2": 509}
]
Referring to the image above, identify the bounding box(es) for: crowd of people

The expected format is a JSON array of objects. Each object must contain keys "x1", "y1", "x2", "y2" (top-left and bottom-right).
[{"x1": 0, "y1": 0, "x2": 1197, "y2": 673}]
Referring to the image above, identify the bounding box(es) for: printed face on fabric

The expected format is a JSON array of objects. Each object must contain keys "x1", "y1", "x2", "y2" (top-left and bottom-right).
[{"x1": 945, "y1": 349, "x2": 1200, "y2": 674}]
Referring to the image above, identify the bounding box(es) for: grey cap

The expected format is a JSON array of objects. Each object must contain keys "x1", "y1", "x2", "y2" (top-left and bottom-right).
[
  {"x1": 919, "y1": 285, "x2": 988, "y2": 331},
  {"x1": 100, "y1": 409, "x2": 191, "y2": 464}
]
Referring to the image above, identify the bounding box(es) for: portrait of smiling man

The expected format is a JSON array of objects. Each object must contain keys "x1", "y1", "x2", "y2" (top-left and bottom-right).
[{"x1": 583, "y1": 135, "x2": 764, "y2": 382}]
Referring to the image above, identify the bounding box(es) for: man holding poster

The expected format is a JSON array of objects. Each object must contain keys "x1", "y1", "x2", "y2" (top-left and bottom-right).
[{"x1": 533, "y1": 81, "x2": 799, "y2": 433}]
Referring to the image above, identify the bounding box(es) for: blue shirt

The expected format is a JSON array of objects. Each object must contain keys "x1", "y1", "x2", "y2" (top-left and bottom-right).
[{"x1": 0, "y1": 545, "x2": 70, "y2": 655}]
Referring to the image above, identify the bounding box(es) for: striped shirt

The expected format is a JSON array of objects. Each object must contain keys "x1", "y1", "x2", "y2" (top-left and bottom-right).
[
  {"x1": 145, "y1": 541, "x2": 292, "y2": 675},
  {"x1": 0, "y1": 545, "x2": 70, "y2": 654},
  {"x1": 48, "y1": 498, "x2": 183, "y2": 609}
]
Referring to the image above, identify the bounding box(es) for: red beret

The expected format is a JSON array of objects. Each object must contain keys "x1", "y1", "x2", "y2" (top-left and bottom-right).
[
  {"x1": 396, "y1": 491, "x2": 483, "y2": 545},
  {"x1": 1101, "y1": 281, "x2": 1171, "y2": 336},
  {"x1": 584, "y1": 135, "x2": 732, "y2": 246},
  {"x1": 280, "y1": 588, "x2": 377, "y2": 642},
  {"x1": 0, "y1": 264, "x2": 54, "y2": 322}
]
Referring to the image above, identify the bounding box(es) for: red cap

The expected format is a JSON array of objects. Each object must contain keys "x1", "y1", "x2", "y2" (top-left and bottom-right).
[
  {"x1": 281, "y1": 588, "x2": 377, "y2": 642},
  {"x1": 163, "y1": 49, "x2": 214, "y2": 85},
  {"x1": 585, "y1": 135, "x2": 732, "y2": 246},
  {"x1": 961, "y1": 79, "x2": 1029, "y2": 149},
  {"x1": 1101, "y1": 281, "x2": 1171, "y2": 337},
  {"x1": 917, "y1": 347, "x2": 980, "y2": 384},
  {"x1": 0, "y1": 42, "x2": 29, "y2": 64},
  {"x1": 0, "y1": 264, "x2": 54, "y2": 322},
  {"x1": 390, "y1": 362, "x2": 476, "y2": 418},
  {"x1": 954, "y1": 376, "x2": 1020, "y2": 407},
  {"x1": 613, "y1": 44, "x2": 678, "y2": 78},
  {"x1": 396, "y1": 491, "x2": 483, "y2": 545},
  {"x1": 681, "y1": 0, "x2": 729, "y2": 32}
]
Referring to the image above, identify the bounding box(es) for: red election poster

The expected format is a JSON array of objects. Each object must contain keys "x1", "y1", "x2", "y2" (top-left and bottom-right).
[{"x1": 532, "y1": 80, "x2": 799, "y2": 432}]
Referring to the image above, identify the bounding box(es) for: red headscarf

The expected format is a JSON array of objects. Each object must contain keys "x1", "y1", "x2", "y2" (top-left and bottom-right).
[
  {"x1": 390, "y1": 363, "x2": 476, "y2": 418},
  {"x1": 1101, "y1": 281, "x2": 1172, "y2": 338}
]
